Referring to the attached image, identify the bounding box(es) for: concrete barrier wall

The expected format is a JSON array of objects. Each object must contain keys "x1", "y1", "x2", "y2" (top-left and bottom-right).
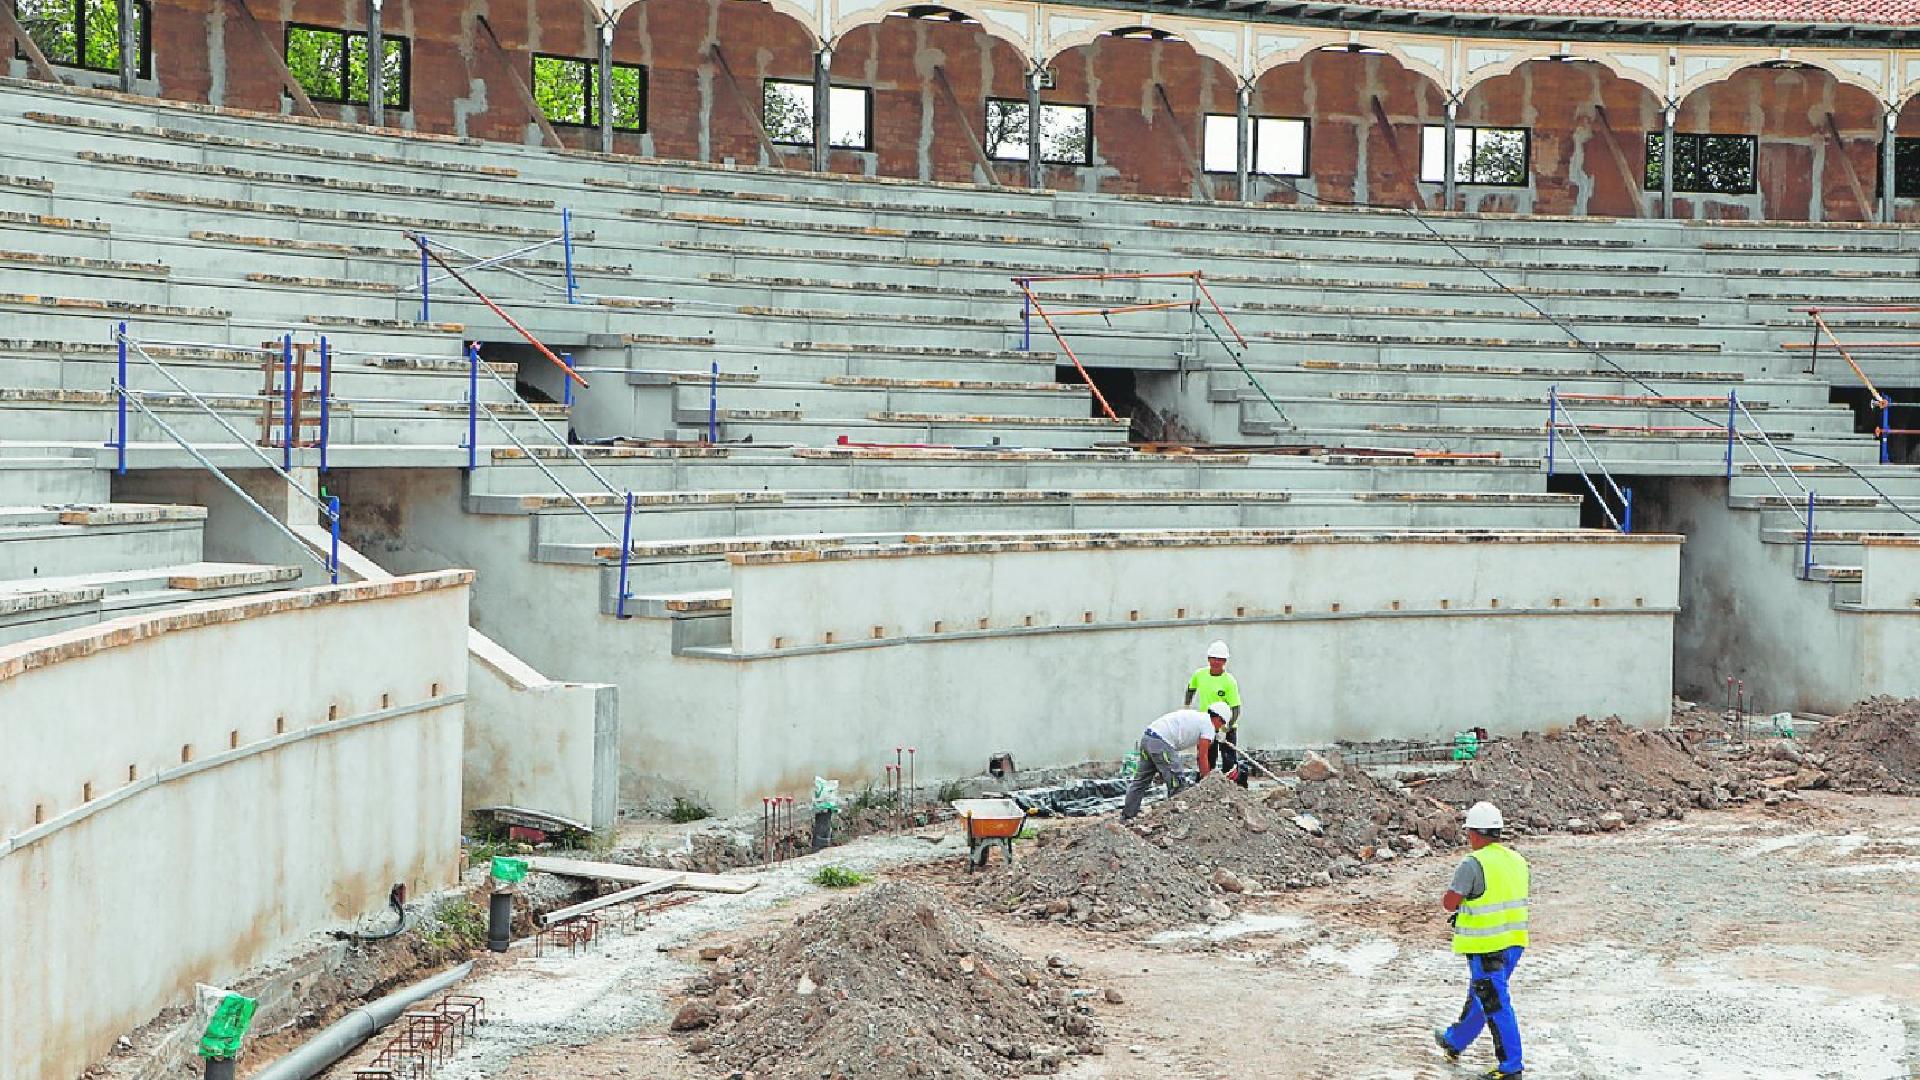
[
  {"x1": 703, "y1": 531, "x2": 1681, "y2": 802},
  {"x1": 465, "y1": 633, "x2": 619, "y2": 832},
  {"x1": 0, "y1": 572, "x2": 471, "y2": 1080}
]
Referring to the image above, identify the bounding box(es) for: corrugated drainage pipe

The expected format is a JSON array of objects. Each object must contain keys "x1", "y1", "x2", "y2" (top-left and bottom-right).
[{"x1": 248, "y1": 961, "x2": 475, "y2": 1080}]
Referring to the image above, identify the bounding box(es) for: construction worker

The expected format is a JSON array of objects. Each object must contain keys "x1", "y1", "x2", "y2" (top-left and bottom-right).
[
  {"x1": 1120, "y1": 702, "x2": 1232, "y2": 820},
  {"x1": 1432, "y1": 801, "x2": 1529, "y2": 1080},
  {"x1": 1183, "y1": 640, "x2": 1245, "y2": 786}
]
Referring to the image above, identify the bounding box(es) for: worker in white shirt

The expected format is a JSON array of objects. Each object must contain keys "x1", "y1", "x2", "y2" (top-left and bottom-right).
[{"x1": 1120, "y1": 701, "x2": 1233, "y2": 820}]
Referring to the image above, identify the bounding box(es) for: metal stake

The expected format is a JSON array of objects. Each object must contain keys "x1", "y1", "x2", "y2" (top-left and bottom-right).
[
  {"x1": 615, "y1": 491, "x2": 634, "y2": 620},
  {"x1": 318, "y1": 336, "x2": 332, "y2": 473},
  {"x1": 327, "y1": 495, "x2": 341, "y2": 585},
  {"x1": 113, "y1": 321, "x2": 128, "y2": 475},
  {"x1": 281, "y1": 334, "x2": 295, "y2": 470},
  {"x1": 466, "y1": 342, "x2": 481, "y2": 471}
]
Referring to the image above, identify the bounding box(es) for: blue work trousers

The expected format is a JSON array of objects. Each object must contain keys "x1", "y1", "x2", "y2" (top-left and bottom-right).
[{"x1": 1442, "y1": 945, "x2": 1524, "y2": 1074}]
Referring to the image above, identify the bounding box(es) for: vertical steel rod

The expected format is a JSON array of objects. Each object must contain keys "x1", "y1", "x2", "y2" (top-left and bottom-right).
[
  {"x1": 1882, "y1": 403, "x2": 1892, "y2": 464},
  {"x1": 466, "y1": 342, "x2": 480, "y2": 471},
  {"x1": 318, "y1": 336, "x2": 332, "y2": 473},
  {"x1": 327, "y1": 495, "x2": 341, "y2": 585},
  {"x1": 1724, "y1": 390, "x2": 1737, "y2": 480},
  {"x1": 708, "y1": 361, "x2": 719, "y2": 443},
  {"x1": 1019, "y1": 280, "x2": 1031, "y2": 351},
  {"x1": 281, "y1": 334, "x2": 294, "y2": 471},
  {"x1": 1545, "y1": 386, "x2": 1556, "y2": 476},
  {"x1": 563, "y1": 209, "x2": 578, "y2": 304},
  {"x1": 1803, "y1": 491, "x2": 1817, "y2": 580},
  {"x1": 419, "y1": 236, "x2": 431, "y2": 323},
  {"x1": 114, "y1": 321, "x2": 128, "y2": 475},
  {"x1": 563, "y1": 353, "x2": 575, "y2": 408},
  {"x1": 616, "y1": 491, "x2": 634, "y2": 619},
  {"x1": 1622, "y1": 487, "x2": 1633, "y2": 535}
]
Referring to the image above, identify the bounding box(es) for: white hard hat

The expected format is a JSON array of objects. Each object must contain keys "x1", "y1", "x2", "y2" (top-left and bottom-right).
[
  {"x1": 1464, "y1": 801, "x2": 1505, "y2": 832},
  {"x1": 1206, "y1": 640, "x2": 1231, "y2": 660},
  {"x1": 1206, "y1": 702, "x2": 1234, "y2": 724}
]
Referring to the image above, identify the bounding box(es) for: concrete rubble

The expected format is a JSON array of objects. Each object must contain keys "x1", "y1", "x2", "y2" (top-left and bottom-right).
[{"x1": 682, "y1": 882, "x2": 1102, "y2": 1079}]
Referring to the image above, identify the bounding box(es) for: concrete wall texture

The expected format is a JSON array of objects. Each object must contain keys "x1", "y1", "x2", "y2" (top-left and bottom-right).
[
  {"x1": 0, "y1": 572, "x2": 472, "y2": 1080},
  {"x1": 23, "y1": 0, "x2": 1920, "y2": 221}
]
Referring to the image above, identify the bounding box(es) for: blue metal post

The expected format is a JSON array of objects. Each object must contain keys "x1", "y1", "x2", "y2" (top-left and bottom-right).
[
  {"x1": 419, "y1": 236, "x2": 431, "y2": 322},
  {"x1": 1019, "y1": 281, "x2": 1031, "y2": 351},
  {"x1": 563, "y1": 209, "x2": 578, "y2": 304},
  {"x1": 1621, "y1": 487, "x2": 1633, "y2": 535},
  {"x1": 114, "y1": 321, "x2": 127, "y2": 475},
  {"x1": 318, "y1": 336, "x2": 332, "y2": 473},
  {"x1": 1545, "y1": 386, "x2": 1556, "y2": 476},
  {"x1": 465, "y1": 342, "x2": 480, "y2": 471},
  {"x1": 708, "y1": 361, "x2": 719, "y2": 444},
  {"x1": 1724, "y1": 390, "x2": 1737, "y2": 480},
  {"x1": 616, "y1": 491, "x2": 634, "y2": 619},
  {"x1": 1802, "y1": 491, "x2": 1816, "y2": 580},
  {"x1": 562, "y1": 353, "x2": 575, "y2": 407},
  {"x1": 1881, "y1": 402, "x2": 1892, "y2": 464},
  {"x1": 327, "y1": 495, "x2": 341, "y2": 585},
  {"x1": 281, "y1": 334, "x2": 294, "y2": 471}
]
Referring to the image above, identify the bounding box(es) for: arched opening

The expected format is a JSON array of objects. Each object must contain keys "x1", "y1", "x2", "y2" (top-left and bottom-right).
[
  {"x1": 624, "y1": 0, "x2": 820, "y2": 167},
  {"x1": 1455, "y1": 55, "x2": 1663, "y2": 218},
  {"x1": 1038, "y1": 32, "x2": 1239, "y2": 197},
  {"x1": 1246, "y1": 44, "x2": 1446, "y2": 209},
  {"x1": 1891, "y1": 94, "x2": 1920, "y2": 223},
  {"x1": 1674, "y1": 61, "x2": 1885, "y2": 222}
]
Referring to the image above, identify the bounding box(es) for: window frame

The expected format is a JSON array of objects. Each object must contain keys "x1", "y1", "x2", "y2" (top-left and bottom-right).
[
  {"x1": 11, "y1": 0, "x2": 151, "y2": 79},
  {"x1": 1200, "y1": 113, "x2": 1311, "y2": 178},
  {"x1": 760, "y1": 78, "x2": 874, "y2": 151},
  {"x1": 983, "y1": 97, "x2": 1093, "y2": 166},
  {"x1": 1892, "y1": 137, "x2": 1920, "y2": 200},
  {"x1": 283, "y1": 21, "x2": 411, "y2": 112},
  {"x1": 530, "y1": 52, "x2": 648, "y2": 133},
  {"x1": 1643, "y1": 131, "x2": 1757, "y2": 195},
  {"x1": 1419, "y1": 123, "x2": 1531, "y2": 187}
]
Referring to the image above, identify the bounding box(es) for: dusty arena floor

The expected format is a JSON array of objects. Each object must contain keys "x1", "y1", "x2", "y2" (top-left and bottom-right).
[{"x1": 402, "y1": 791, "x2": 1920, "y2": 1080}]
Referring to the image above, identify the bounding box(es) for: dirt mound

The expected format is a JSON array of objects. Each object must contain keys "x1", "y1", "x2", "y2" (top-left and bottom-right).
[
  {"x1": 982, "y1": 819, "x2": 1220, "y2": 930},
  {"x1": 1417, "y1": 716, "x2": 1742, "y2": 832},
  {"x1": 688, "y1": 882, "x2": 1100, "y2": 1079},
  {"x1": 1133, "y1": 773, "x2": 1344, "y2": 889},
  {"x1": 1807, "y1": 697, "x2": 1920, "y2": 794},
  {"x1": 1273, "y1": 757, "x2": 1465, "y2": 859}
]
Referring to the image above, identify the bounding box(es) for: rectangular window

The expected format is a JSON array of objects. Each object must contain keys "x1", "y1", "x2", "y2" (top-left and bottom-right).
[
  {"x1": 285, "y1": 23, "x2": 408, "y2": 110},
  {"x1": 762, "y1": 79, "x2": 871, "y2": 150},
  {"x1": 532, "y1": 54, "x2": 647, "y2": 132},
  {"x1": 985, "y1": 99, "x2": 1091, "y2": 165},
  {"x1": 1895, "y1": 138, "x2": 1920, "y2": 199},
  {"x1": 1420, "y1": 124, "x2": 1529, "y2": 186},
  {"x1": 1203, "y1": 114, "x2": 1311, "y2": 177},
  {"x1": 1644, "y1": 132, "x2": 1755, "y2": 194},
  {"x1": 12, "y1": 0, "x2": 149, "y2": 77}
]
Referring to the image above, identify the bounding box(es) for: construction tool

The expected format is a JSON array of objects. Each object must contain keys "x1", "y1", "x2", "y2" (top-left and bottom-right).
[
  {"x1": 1211, "y1": 735, "x2": 1290, "y2": 786},
  {"x1": 951, "y1": 798, "x2": 1026, "y2": 872}
]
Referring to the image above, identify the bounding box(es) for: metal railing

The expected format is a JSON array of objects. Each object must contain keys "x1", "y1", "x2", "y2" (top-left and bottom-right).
[
  {"x1": 1544, "y1": 387, "x2": 1633, "y2": 533},
  {"x1": 414, "y1": 208, "x2": 581, "y2": 319},
  {"x1": 1720, "y1": 390, "x2": 1822, "y2": 581},
  {"x1": 110, "y1": 324, "x2": 341, "y2": 583},
  {"x1": 1787, "y1": 305, "x2": 1920, "y2": 464}
]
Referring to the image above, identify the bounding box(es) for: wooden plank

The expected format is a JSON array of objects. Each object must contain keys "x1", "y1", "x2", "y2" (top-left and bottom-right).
[
  {"x1": 225, "y1": 0, "x2": 320, "y2": 118},
  {"x1": 0, "y1": 2, "x2": 63, "y2": 85},
  {"x1": 540, "y1": 875, "x2": 685, "y2": 926},
  {"x1": 523, "y1": 855, "x2": 758, "y2": 894},
  {"x1": 475, "y1": 15, "x2": 564, "y2": 151}
]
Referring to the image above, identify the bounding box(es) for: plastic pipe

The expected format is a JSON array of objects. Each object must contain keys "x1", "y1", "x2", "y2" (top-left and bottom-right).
[
  {"x1": 488, "y1": 892, "x2": 513, "y2": 953},
  {"x1": 248, "y1": 961, "x2": 474, "y2": 1080}
]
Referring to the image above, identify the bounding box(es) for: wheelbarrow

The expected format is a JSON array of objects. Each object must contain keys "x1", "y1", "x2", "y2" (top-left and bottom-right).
[{"x1": 951, "y1": 798, "x2": 1027, "y2": 873}]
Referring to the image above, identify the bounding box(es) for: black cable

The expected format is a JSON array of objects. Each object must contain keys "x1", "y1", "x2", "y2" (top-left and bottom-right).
[{"x1": 1231, "y1": 167, "x2": 1920, "y2": 529}]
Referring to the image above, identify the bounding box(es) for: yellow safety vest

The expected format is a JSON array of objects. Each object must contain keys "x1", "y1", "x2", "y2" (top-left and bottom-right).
[{"x1": 1451, "y1": 842, "x2": 1530, "y2": 955}]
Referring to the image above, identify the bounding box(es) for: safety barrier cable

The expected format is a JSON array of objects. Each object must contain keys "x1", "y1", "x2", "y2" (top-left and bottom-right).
[{"x1": 1243, "y1": 168, "x2": 1920, "y2": 530}]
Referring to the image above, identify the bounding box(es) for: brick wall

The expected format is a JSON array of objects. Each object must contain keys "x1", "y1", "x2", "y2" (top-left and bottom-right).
[{"x1": 115, "y1": 0, "x2": 1902, "y2": 221}]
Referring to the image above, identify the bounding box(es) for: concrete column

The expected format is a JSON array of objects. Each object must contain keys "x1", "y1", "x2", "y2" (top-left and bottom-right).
[
  {"x1": 812, "y1": 47, "x2": 831, "y2": 172},
  {"x1": 117, "y1": 0, "x2": 134, "y2": 91},
  {"x1": 1235, "y1": 82, "x2": 1251, "y2": 201},
  {"x1": 599, "y1": 19, "x2": 616, "y2": 153},
  {"x1": 1026, "y1": 65, "x2": 1043, "y2": 189},
  {"x1": 1661, "y1": 105, "x2": 1676, "y2": 220},
  {"x1": 367, "y1": 0, "x2": 385, "y2": 126},
  {"x1": 1441, "y1": 98, "x2": 1458, "y2": 210},
  {"x1": 1883, "y1": 106, "x2": 1899, "y2": 224}
]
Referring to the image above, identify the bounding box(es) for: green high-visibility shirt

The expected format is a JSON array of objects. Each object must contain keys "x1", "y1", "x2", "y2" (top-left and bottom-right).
[{"x1": 1187, "y1": 669, "x2": 1241, "y2": 716}]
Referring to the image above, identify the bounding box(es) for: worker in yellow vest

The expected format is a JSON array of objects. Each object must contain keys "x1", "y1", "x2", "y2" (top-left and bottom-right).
[
  {"x1": 1432, "y1": 801, "x2": 1528, "y2": 1079},
  {"x1": 1183, "y1": 640, "x2": 1244, "y2": 786}
]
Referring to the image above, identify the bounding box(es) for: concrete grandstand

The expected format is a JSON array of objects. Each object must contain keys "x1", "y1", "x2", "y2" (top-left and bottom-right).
[{"x1": 4, "y1": 0, "x2": 1920, "y2": 1075}]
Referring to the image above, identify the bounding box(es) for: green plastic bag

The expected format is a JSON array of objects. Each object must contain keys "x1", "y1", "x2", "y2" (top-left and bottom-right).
[
  {"x1": 812, "y1": 776, "x2": 841, "y2": 813},
  {"x1": 1120, "y1": 749, "x2": 1144, "y2": 779},
  {"x1": 197, "y1": 992, "x2": 257, "y2": 1060},
  {"x1": 490, "y1": 855, "x2": 529, "y2": 883},
  {"x1": 1451, "y1": 731, "x2": 1479, "y2": 761}
]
